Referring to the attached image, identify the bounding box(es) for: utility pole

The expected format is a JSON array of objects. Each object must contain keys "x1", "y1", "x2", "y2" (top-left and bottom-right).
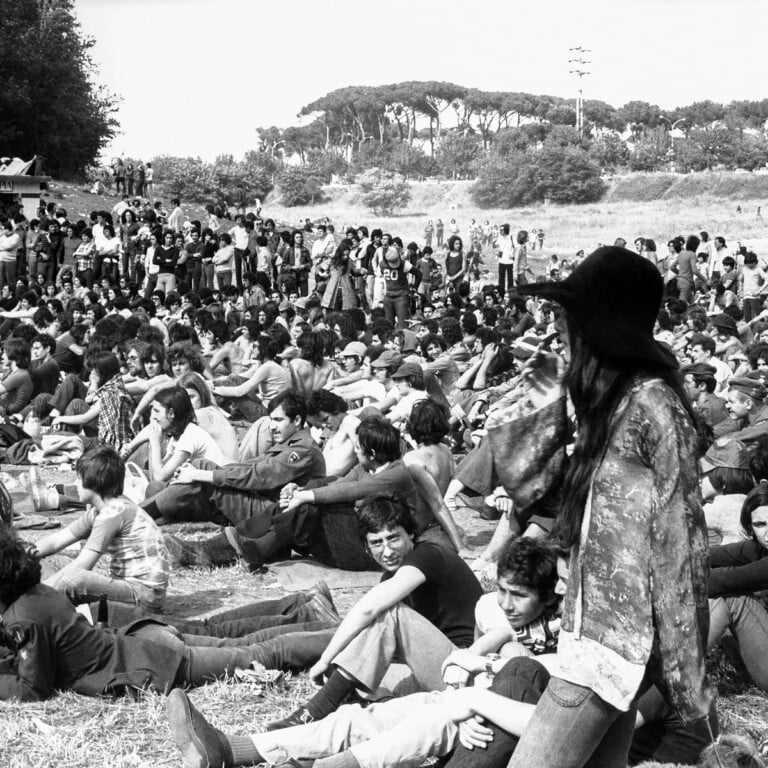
[{"x1": 569, "y1": 46, "x2": 591, "y2": 138}]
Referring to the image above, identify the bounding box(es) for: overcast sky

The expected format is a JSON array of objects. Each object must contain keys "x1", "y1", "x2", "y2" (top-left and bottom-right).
[{"x1": 75, "y1": 0, "x2": 768, "y2": 161}]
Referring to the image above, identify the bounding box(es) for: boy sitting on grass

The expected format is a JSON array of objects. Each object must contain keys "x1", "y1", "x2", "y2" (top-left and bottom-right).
[{"x1": 35, "y1": 446, "x2": 170, "y2": 610}]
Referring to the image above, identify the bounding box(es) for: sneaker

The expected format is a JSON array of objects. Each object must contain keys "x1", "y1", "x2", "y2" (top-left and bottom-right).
[
  {"x1": 165, "y1": 688, "x2": 234, "y2": 768},
  {"x1": 265, "y1": 707, "x2": 315, "y2": 732}
]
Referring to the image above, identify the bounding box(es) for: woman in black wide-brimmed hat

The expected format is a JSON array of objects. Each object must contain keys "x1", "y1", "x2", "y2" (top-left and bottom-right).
[{"x1": 502, "y1": 246, "x2": 713, "y2": 767}]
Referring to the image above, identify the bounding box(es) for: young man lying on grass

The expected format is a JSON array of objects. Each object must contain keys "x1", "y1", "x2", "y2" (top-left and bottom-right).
[{"x1": 0, "y1": 526, "x2": 337, "y2": 702}]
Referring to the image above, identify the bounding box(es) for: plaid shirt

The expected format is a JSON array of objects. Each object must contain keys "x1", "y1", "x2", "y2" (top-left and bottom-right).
[
  {"x1": 96, "y1": 377, "x2": 134, "y2": 452},
  {"x1": 74, "y1": 241, "x2": 96, "y2": 272}
]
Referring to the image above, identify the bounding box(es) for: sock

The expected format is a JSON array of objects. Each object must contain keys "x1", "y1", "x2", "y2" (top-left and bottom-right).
[
  {"x1": 304, "y1": 669, "x2": 357, "y2": 719},
  {"x1": 227, "y1": 735, "x2": 263, "y2": 766},
  {"x1": 314, "y1": 751, "x2": 362, "y2": 768}
]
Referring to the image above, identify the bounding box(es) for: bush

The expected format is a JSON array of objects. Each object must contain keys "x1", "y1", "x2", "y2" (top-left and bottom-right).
[
  {"x1": 151, "y1": 154, "x2": 274, "y2": 206},
  {"x1": 471, "y1": 154, "x2": 540, "y2": 207},
  {"x1": 357, "y1": 168, "x2": 411, "y2": 215},
  {"x1": 471, "y1": 147, "x2": 605, "y2": 208},
  {"x1": 277, "y1": 166, "x2": 325, "y2": 206},
  {"x1": 535, "y1": 146, "x2": 606, "y2": 204}
]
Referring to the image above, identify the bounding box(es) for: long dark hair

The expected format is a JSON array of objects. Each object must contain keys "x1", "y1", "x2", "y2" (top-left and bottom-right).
[
  {"x1": 555, "y1": 317, "x2": 696, "y2": 549},
  {"x1": 0, "y1": 528, "x2": 42, "y2": 606},
  {"x1": 154, "y1": 386, "x2": 196, "y2": 439},
  {"x1": 740, "y1": 482, "x2": 768, "y2": 542}
]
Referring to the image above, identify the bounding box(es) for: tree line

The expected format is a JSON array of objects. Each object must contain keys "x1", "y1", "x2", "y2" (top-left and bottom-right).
[{"x1": 0, "y1": 0, "x2": 118, "y2": 178}]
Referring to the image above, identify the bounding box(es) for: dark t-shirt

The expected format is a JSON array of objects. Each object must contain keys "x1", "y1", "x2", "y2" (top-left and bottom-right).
[
  {"x1": 382, "y1": 542, "x2": 482, "y2": 647},
  {"x1": 53, "y1": 333, "x2": 84, "y2": 375},
  {"x1": 30, "y1": 358, "x2": 60, "y2": 397}
]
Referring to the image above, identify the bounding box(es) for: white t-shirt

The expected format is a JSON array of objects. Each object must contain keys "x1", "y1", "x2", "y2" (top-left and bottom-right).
[
  {"x1": 474, "y1": 591, "x2": 510, "y2": 634},
  {"x1": 165, "y1": 422, "x2": 225, "y2": 465},
  {"x1": 387, "y1": 389, "x2": 429, "y2": 424}
]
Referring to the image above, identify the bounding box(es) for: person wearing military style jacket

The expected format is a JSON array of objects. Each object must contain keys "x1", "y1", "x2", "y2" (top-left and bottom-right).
[{"x1": 141, "y1": 391, "x2": 325, "y2": 567}]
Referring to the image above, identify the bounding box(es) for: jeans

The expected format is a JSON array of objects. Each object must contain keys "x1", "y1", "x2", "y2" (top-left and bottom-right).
[
  {"x1": 38, "y1": 257, "x2": 56, "y2": 284},
  {"x1": 333, "y1": 602, "x2": 457, "y2": 694},
  {"x1": 234, "y1": 248, "x2": 245, "y2": 290},
  {"x1": 245, "y1": 497, "x2": 378, "y2": 571},
  {"x1": 76, "y1": 267, "x2": 94, "y2": 289},
  {"x1": 43, "y1": 560, "x2": 164, "y2": 609},
  {"x1": 743, "y1": 298, "x2": 763, "y2": 323},
  {"x1": 677, "y1": 277, "x2": 693, "y2": 303},
  {"x1": 216, "y1": 269, "x2": 232, "y2": 289},
  {"x1": 507, "y1": 676, "x2": 638, "y2": 768},
  {"x1": 187, "y1": 260, "x2": 202, "y2": 291},
  {"x1": 446, "y1": 658, "x2": 552, "y2": 768},
  {"x1": 249, "y1": 656, "x2": 547, "y2": 768},
  {"x1": 132, "y1": 625, "x2": 334, "y2": 685},
  {"x1": 182, "y1": 620, "x2": 336, "y2": 647},
  {"x1": 108, "y1": 591, "x2": 322, "y2": 633},
  {"x1": 709, "y1": 594, "x2": 768, "y2": 692},
  {"x1": 201, "y1": 262, "x2": 215, "y2": 290},
  {"x1": 498, "y1": 263, "x2": 514, "y2": 297},
  {"x1": 0, "y1": 260, "x2": 16, "y2": 289},
  {"x1": 141, "y1": 461, "x2": 276, "y2": 530},
  {"x1": 252, "y1": 691, "x2": 457, "y2": 768},
  {"x1": 156, "y1": 272, "x2": 176, "y2": 295},
  {"x1": 383, "y1": 292, "x2": 410, "y2": 328},
  {"x1": 46, "y1": 373, "x2": 88, "y2": 414}
]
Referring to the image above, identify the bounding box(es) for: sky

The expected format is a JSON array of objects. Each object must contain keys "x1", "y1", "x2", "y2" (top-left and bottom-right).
[{"x1": 75, "y1": 0, "x2": 768, "y2": 162}]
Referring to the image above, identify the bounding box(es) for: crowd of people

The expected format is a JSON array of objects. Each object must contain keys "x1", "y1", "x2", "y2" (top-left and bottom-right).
[{"x1": 0, "y1": 190, "x2": 767, "y2": 767}]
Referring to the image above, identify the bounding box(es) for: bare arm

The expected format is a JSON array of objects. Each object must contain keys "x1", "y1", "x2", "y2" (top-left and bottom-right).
[
  {"x1": 404, "y1": 459, "x2": 463, "y2": 552},
  {"x1": 52, "y1": 401, "x2": 100, "y2": 426},
  {"x1": 213, "y1": 362, "x2": 269, "y2": 398},
  {"x1": 34, "y1": 527, "x2": 81, "y2": 557},
  {"x1": 310, "y1": 565, "x2": 426, "y2": 680}
]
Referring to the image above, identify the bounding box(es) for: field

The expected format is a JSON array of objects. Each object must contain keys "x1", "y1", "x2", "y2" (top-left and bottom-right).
[
  {"x1": 265, "y1": 175, "x2": 768, "y2": 258},
  {"x1": 5, "y1": 176, "x2": 767, "y2": 766}
]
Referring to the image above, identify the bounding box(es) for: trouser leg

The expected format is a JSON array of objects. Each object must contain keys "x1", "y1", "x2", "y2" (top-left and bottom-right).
[
  {"x1": 141, "y1": 482, "x2": 223, "y2": 524},
  {"x1": 49, "y1": 373, "x2": 88, "y2": 413},
  {"x1": 628, "y1": 684, "x2": 718, "y2": 766},
  {"x1": 173, "y1": 593, "x2": 320, "y2": 637},
  {"x1": 507, "y1": 675, "x2": 638, "y2": 768},
  {"x1": 444, "y1": 657, "x2": 550, "y2": 768},
  {"x1": 332, "y1": 602, "x2": 456, "y2": 694},
  {"x1": 710, "y1": 595, "x2": 768, "y2": 691},
  {"x1": 181, "y1": 620, "x2": 336, "y2": 647},
  {"x1": 251, "y1": 692, "x2": 443, "y2": 766}
]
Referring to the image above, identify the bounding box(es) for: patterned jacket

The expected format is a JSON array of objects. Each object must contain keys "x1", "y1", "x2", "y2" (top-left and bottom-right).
[{"x1": 496, "y1": 376, "x2": 712, "y2": 721}]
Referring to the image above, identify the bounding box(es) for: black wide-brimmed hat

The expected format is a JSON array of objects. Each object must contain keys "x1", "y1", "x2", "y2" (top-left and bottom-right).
[{"x1": 518, "y1": 245, "x2": 677, "y2": 369}]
